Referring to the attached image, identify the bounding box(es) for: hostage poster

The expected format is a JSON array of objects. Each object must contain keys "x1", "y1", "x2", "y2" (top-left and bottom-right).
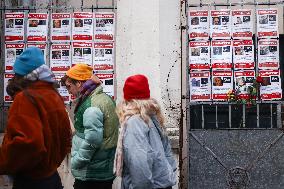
[
  {"x1": 72, "y1": 42, "x2": 93, "y2": 66},
  {"x1": 188, "y1": 10, "x2": 209, "y2": 40},
  {"x1": 234, "y1": 70, "x2": 255, "y2": 99},
  {"x1": 94, "y1": 13, "x2": 115, "y2": 41},
  {"x1": 233, "y1": 40, "x2": 254, "y2": 69},
  {"x1": 5, "y1": 12, "x2": 24, "y2": 41},
  {"x1": 210, "y1": 10, "x2": 231, "y2": 39},
  {"x1": 258, "y1": 39, "x2": 279, "y2": 70},
  {"x1": 4, "y1": 73, "x2": 14, "y2": 102},
  {"x1": 50, "y1": 44, "x2": 71, "y2": 72},
  {"x1": 259, "y1": 70, "x2": 282, "y2": 100},
  {"x1": 189, "y1": 41, "x2": 210, "y2": 70},
  {"x1": 97, "y1": 74, "x2": 114, "y2": 98},
  {"x1": 27, "y1": 43, "x2": 47, "y2": 62},
  {"x1": 5, "y1": 43, "x2": 25, "y2": 71},
  {"x1": 27, "y1": 13, "x2": 48, "y2": 42},
  {"x1": 212, "y1": 70, "x2": 233, "y2": 101},
  {"x1": 51, "y1": 13, "x2": 71, "y2": 41},
  {"x1": 94, "y1": 42, "x2": 114, "y2": 72},
  {"x1": 257, "y1": 9, "x2": 278, "y2": 38},
  {"x1": 211, "y1": 40, "x2": 232, "y2": 69},
  {"x1": 232, "y1": 10, "x2": 253, "y2": 39},
  {"x1": 72, "y1": 12, "x2": 93, "y2": 41},
  {"x1": 54, "y1": 72, "x2": 70, "y2": 104},
  {"x1": 189, "y1": 71, "x2": 211, "y2": 101}
]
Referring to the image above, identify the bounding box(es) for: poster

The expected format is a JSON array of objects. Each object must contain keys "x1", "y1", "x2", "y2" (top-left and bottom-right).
[
  {"x1": 72, "y1": 12, "x2": 93, "y2": 41},
  {"x1": 27, "y1": 43, "x2": 47, "y2": 62},
  {"x1": 54, "y1": 72, "x2": 70, "y2": 104},
  {"x1": 212, "y1": 70, "x2": 233, "y2": 101},
  {"x1": 233, "y1": 40, "x2": 254, "y2": 69},
  {"x1": 189, "y1": 71, "x2": 211, "y2": 101},
  {"x1": 210, "y1": 10, "x2": 231, "y2": 39},
  {"x1": 211, "y1": 40, "x2": 232, "y2": 69},
  {"x1": 94, "y1": 13, "x2": 115, "y2": 41},
  {"x1": 234, "y1": 70, "x2": 255, "y2": 99},
  {"x1": 4, "y1": 73, "x2": 14, "y2": 102},
  {"x1": 50, "y1": 44, "x2": 71, "y2": 72},
  {"x1": 188, "y1": 10, "x2": 209, "y2": 39},
  {"x1": 51, "y1": 13, "x2": 71, "y2": 41},
  {"x1": 258, "y1": 39, "x2": 279, "y2": 70},
  {"x1": 97, "y1": 73, "x2": 114, "y2": 98},
  {"x1": 72, "y1": 42, "x2": 93, "y2": 66},
  {"x1": 94, "y1": 42, "x2": 114, "y2": 72},
  {"x1": 27, "y1": 13, "x2": 48, "y2": 42},
  {"x1": 5, "y1": 43, "x2": 25, "y2": 71},
  {"x1": 5, "y1": 12, "x2": 25, "y2": 41},
  {"x1": 232, "y1": 10, "x2": 253, "y2": 39},
  {"x1": 259, "y1": 70, "x2": 282, "y2": 100},
  {"x1": 189, "y1": 41, "x2": 210, "y2": 70},
  {"x1": 257, "y1": 9, "x2": 278, "y2": 38}
]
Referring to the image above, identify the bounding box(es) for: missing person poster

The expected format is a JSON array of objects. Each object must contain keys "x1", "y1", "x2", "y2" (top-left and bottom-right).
[
  {"x1": 211, "y1": 40, "x2": 232, "y2": 69},
  {"x1": 5, "y1": 43, "x2": 25, "y2": 71},
  {"x1": 189, "y1": 41, "x2": 210, "y2": 70},
  {"x1": 72, "y1": 12, "x2": 93, "y2": 41},
  {"x1": 94, "y1": 42, "x2": 114, "y2": 72},
  {"x1": 258, "y1": 39, "x2": 279, "y2": 70},
  {"x1": 233, "y1": 40, "x2": 254, "y2": 69},
  {"x1": 210, "y1": 10, "x2": 231, "y2": 39},
  {"x1": 50, "y1": 44, "x2": 71, "y2": 72},
  {"x1": 188, "y1": 10, "x2": 209, "y2": 40},
  {"x1": 51, "y1": 13, "x2": 71, "y2": 41},
  {"x1": 232, "y1": 10, "x2": 253, "y2": 39},
  {"x1": 27, "y1": 43, "x2": 47, "y2": 62},
  {"x1": 72, "y1": 42, "x2": 93, "y2": 66},
  {"x1": 4, "y1": 73, "x2": 14, "y2": 102},
  {"x1": 234, "y1": 70, "x2": 255, "y2": 99},
  {"x1": 257, "y1": 9, "x2": 278, "y2": 38},
  {"x1": 5, "y1": 12, "x2": 25, "y2": 41},
  {"x1": 94, "y1": 13, "x2": 115, "y2": 41},
  {"x1": 97, "y1": 73, "x2": 114, "y2": 98},
  {"x1": 259, "y1": 70, "x2": 282, "y2": 100},
  {"x1": 189, "y1": 71, "x2": 211, "y2": 101},
  {"x1": 212, "y1": 70, "x2": 233, "y2": 101},
  {"x1": 54, "y1": 72, "x2": 70, "y2": 104},
  {"x1": 27, "y1": 13, "x2": 48, "y2": 42}
]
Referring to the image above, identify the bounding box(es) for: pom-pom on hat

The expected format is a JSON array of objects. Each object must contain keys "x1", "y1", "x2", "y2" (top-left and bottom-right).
[
  {"x1": 66, "y1": 63, "x2": 93, "y2": 81},
  {"x1": 13, "y1": 47, "x2": 45, "y2": 76},
  {"x1": 123, "y1": 74, "x2": 150, "y2": 100}
]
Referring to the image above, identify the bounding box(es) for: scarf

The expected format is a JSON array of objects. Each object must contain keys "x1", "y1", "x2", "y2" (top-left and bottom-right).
[{"x1": 24, "y1": 64, "x2": 55, "y2": 83}]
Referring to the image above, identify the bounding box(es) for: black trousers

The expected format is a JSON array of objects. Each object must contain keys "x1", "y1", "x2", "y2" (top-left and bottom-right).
[
  {"x1": 74, "y1": 179, "x2": 113, "y2": 189},
  {"x1": 12, "y1": 171, "x2": 63, "y2": 189}
]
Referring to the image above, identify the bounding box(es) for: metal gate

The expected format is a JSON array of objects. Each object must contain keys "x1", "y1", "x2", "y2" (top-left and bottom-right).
[{"x1": 181, "y1": 1, "x2": 284, "y2": 188}]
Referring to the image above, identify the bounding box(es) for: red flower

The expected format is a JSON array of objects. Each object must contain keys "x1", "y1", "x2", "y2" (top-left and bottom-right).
[{"x1": 256, "y1": 76, "x2": 263, "y2": 84}]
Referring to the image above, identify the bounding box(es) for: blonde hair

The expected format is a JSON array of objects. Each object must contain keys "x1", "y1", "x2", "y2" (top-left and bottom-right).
[{"x1": 116, "y1": 98, "x2": 165, "y2": 128}]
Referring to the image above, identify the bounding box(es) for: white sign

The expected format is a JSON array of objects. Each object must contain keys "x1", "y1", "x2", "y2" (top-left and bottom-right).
[
  {"x1": 212, "y1": 70, "x2": 233, "y2": 101},
  {"x1": 188, "y1": 10, "x2": 209, "y2": 40},
  {"x1": 232, "y1": 10, "x2": 253, "y2": 39},
  {"x1": 233, "y1": 40, "x2": 254, "y2": 69},
  {"x1": 72, "y1": 42, "x2": 93, "y2": 66},
  {"x1": 51, "y1": 13, "x2": 71, "y2": 41},
  {"x1": 257, "y1": 9, "x2": 278, "y2": 38},
  {"x1": 50, "y1": 44, "x2": 71, "y2": 72},
  {"x1": 259, "y1": 70, "x2": 282, "y2": 100},
  {"x1": 5, "y1": 43, "x2": 25, "y2": 72},
  {"x1": 97, "y1": 73, "x2": 114, "y2": 98},
  {"x1": 234, "y1": 70, "x2": 255, "y2": 99},
  {"x1": 5, "y1": 12, "x2": 25, "y2": 42},
  {"x1": 94, "y1": 13, "x2": 115, "y2": 41},
  {"x1": 93, "y1": 42, "x2": 114, "y2": 72},
  {"x1": 27, "y1": 43, "x2": 47, "y2": 62},
  {"x1": 54, "y1": 72, "x2": 70, "y2": 104},
  {"x1": 210, "y1": 10, "x2": 231, "y2": 39},
  {"x1": 258, "y1": 39, "x2": 279, "y2": 70},
  {"x1": 189, "y1": 41, "x2": 210, "y2": 70},
  {"x1": 27, "y1": 13, "x2": 48, "y2": 42},
  {"x1": 189, "y1": 71, "x2": 211, "y2": 101},
  {"x1": 211, "y1": 40, "x2": 232, "y2": 69},
  {"x1": 72, "y1": 12, "x2": 93, "y2": 41},
  {"x1": 4, "y1": 73, "x2": 14, "y2": 102}
]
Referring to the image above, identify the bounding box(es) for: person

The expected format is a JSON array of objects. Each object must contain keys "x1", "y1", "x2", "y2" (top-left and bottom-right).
[
  {"x1": 74, "y1": 19, "x2": 83, "y2": 27},
  {"x1": 213, "y1": 77, "x2": 223, "y2": 86},
  {"x1": 53, "y1": 20, "x2": 61, "y2": 28},
  {"x1": 212, "y1": 17, "x2": 220, "y2": 25},
  {"x1": 0, "y1": 47, "x2": 72, "y2": 189},
  {"x1": 29, "y1": 20, "x2": 38, "y2": 27},
  {"x1": 114, "y1": 74, "x2": 177, "y2": 189},
  {"x1": 60, "y1": 64, "x2": 119, "y2": 189},
  {"x1": 236, "y1": 77, "x2": 247, "y2": 94}
]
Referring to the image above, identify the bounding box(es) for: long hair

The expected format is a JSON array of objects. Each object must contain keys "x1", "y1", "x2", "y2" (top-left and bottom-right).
[
  {"x1": 6, "y1": 74, "x2": 35, "y2": 99},
  {"x1": 116, "y1": 98, "x2": 165, "y2": 128}
]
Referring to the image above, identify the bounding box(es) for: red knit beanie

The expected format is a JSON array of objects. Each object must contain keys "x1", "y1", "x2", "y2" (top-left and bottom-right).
[{"x1": 123, "y1": 74, "x2": 150, "y2": 100}]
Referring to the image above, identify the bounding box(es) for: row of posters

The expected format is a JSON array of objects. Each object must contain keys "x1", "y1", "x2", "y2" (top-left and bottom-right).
[
  {"x1": 188, "y1": 9, "x2": 278, "y2": 39},
  {"x1": 190, "y1": 70, "x2": 282, "y2": 101},
  {"x1": 189, "y1": 39, "x2": 279, "y2": 70},
  {"x1": 5, "y1": 42, "x2": 114, "y2": 72},
  {"x1": 4, "y1": 72, "x2": 114, "y2": 103},
  {"x1": 5, "y1": 12, "x2": 114, "y2": 42}
]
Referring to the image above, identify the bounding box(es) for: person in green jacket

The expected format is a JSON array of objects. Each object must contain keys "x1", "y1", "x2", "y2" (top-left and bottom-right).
[{"x1": 61, "y1": 64, "x2": 118, "y2": 189}]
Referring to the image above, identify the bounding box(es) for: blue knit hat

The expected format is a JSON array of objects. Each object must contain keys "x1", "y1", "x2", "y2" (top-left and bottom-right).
[{"x1": 13, "y1": 47, "x2": 45, "y2": 76}]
